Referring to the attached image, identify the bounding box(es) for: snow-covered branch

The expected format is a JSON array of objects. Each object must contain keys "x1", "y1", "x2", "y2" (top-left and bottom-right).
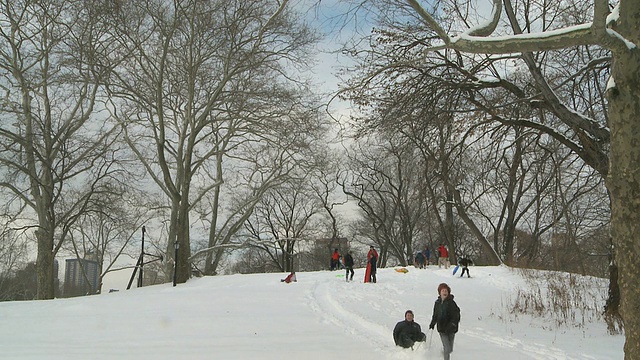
[
  {"x1": 406, "y1": 0, "x2": 634, "y2": 55},
  {"x1": 452, "y1": 24, "x2": 596, "y2": 54}
]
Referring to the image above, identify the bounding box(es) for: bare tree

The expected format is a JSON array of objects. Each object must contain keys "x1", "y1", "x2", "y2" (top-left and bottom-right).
[
  {"x1": 310, "y1": 150, "x2": 350, "y2": 263},
  {"x1": 0, "y1": 0, "x2": 120, "y2": 299},
  {"x1": 222, "y1": 150, "x2": 347, "y2": 275},
  {"x1": 106, "y1": 0, "x2": 321, "y2": 282},
  {"x1": 244, "y1": 177, "x2": 324, "y2": 272},
  {"x1": 0, "y1": 224, "x2": 30, "y2": 300},
  {"x1": 342, "y1": 0, "x2": 635, "y2": 355},
  {"x1": 62, "y1": 184, "x2": 158, "y2": 294},
  {"x1": 339, "y1": 135, "x2": 427, "y2": 266},
  {"x1": 408, "y1": 0, "x2": 640, "y2": 346}
]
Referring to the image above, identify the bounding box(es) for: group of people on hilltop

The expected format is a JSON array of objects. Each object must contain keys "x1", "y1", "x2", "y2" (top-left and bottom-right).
[
  {"x1": 330, "y1": 243, "x2": 474, "y2": 282},
  {"x1": 328, "y1": 246, "x2": 379, "y2": 283},
  {"x1": 414, "y1": 244, "x2": 450, "y2": 269}
]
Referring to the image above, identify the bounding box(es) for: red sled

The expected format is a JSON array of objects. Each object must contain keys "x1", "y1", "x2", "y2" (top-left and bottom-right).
[{"x1": 364, "y1": 263, "x2": 372, "y2": 283}]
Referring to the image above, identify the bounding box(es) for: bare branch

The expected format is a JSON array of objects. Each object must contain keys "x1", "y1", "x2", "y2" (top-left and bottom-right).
[
  {"x1": 405, "y1": 0, "x2": 451, "y2": 45},
  {"x1": 465, "y1": 0, "x2": 502, "y2": 37}
]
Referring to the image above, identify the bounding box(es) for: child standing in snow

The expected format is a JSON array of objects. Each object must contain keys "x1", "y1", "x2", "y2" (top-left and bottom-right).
[
  {"x1": 415, "y1": 251, "x2": 425, "y2": 269},
  {"x1": 429, "y1": 283, "x2": 460, "y2": 360},
  {"x1": 344, "y1": 252, "x2": 354, "y2": 282}
]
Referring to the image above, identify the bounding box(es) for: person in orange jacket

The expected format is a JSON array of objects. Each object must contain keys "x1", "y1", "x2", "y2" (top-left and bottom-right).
[{"x1": 330, "y1": 248, "x2": 340, "y2": 271}]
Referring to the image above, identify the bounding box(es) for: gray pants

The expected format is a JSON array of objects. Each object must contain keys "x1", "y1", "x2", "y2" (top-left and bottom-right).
[{"x1": 439, "y1": 333, "x2": 455, "y2": 360}]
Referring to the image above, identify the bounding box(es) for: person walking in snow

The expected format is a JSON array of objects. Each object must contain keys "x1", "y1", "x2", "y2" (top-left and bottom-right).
[
  {"x1": 437, "y1": 244, "x2": 450, "y2": 269},
  {"x1": 344, "y1": 252, "x2": 355, "y2": 282},
  {"x1": 423, "y1": 246, "x2": 431, "y2": 266},
  {"x1": 393, "y1": 310, "x2": 426, "y2": 348},
  {"x1": 330, "y1": 248, "x2": 340, "y2": 271},
  {"x1": 366, "y1": 246, "x2": 379, "y2": 283},
  {"x1": 429, "y1": 283, "x2": 460, "y2": 360},
  {"x1": 458, "y1": 256, "x2": 473, "y2": 278},
  {"x1": 415, "y1": 251, "x2": 425, "y2": 269}
]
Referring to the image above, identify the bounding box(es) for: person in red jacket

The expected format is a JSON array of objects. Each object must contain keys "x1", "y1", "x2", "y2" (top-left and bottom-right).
[
  {"x1": 281, "y1": 272, "x2": 297, "y2": 283},
  {"x1": 330, "y1": 248, "x2": 340, "y2": 271},
  {"x1": 437, "y1": 244, "x2": 450, "y2": 269}
]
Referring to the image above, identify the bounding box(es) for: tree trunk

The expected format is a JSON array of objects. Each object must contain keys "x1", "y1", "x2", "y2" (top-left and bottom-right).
[
  {"x1": 35, "y1": 229, "x2": 55, "y2": 300},
  {"x1": 166, "y1": 195, "x2": 191, "y2": 284},
  {"x1": 444, "y1": 189, "x2": 456, "y2": 264},
  {"x1": 33, "y1": 173, "x2": 56, "y2": 299},
  {"x1": 175, "y1": 197, "x2": 191, "y2": 284},
  {"x1": 604, "y1": 244, "x2": 622, "y2": 333},
  {"x1": 450, "y1": 187, "x2": 502, "y2": 265},
  {"x1": 204, "y1": 191, "x2": 220, "y2": 275},
  {"x1": 503, "y1": 129, "x2": 523, "y2": 265},
  {"x1": 205, "y1": 154, "x2": 223, "y2": 275},
  {"x1": 606, "y1": 20, "x2": 640, "y2": 356}
]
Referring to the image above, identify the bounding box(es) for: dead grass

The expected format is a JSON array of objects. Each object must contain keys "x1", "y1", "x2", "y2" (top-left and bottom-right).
[{"x1": 499, "y1": 268, "x2": 607, "y2": 330}]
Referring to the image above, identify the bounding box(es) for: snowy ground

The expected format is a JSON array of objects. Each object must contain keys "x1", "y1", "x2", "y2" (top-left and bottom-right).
[{"x1": 0, "y1": 265, "x2": 624, "y2": 359}]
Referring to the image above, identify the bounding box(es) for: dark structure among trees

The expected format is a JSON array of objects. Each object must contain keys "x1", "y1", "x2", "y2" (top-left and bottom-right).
[{"x1": 64, "y1": 259, "x2": 100, "y2": 297}]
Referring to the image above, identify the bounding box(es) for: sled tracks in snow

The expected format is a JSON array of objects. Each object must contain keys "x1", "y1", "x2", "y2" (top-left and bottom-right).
[
  {"x1": 304, "y1": 279, "x2": 437, "y2": 359},
  {"x1": 305, "y1": 277, "x2": 585, "y2": 360},
  {"x1": 305, "y1": 280, "x2": 386, "y2": 339},
  {"x1": 462, "y1": 327, "x2": 586, "y2": 360},
  {"x1": 305, "y1": 280, "x2": 397, "y2": 355}
]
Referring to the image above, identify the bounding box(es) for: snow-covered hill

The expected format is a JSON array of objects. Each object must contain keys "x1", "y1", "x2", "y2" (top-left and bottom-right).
[{"x1": 0, "y1": 265, "x2": 624, "y2": 359}]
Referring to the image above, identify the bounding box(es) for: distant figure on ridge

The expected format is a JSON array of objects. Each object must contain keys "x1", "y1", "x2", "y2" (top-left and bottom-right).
[
  {"x1": 437, "y1": 244, "x2": 450, "y2": 269},
  {"x1": 458, "y1": 256, "x2": 473, "y2": 278},
  {"x1": 330, "y1": 248, "x2": 340, "y2": 271},
  {"x1": 415, "y1": 251, "x2": 425, "y2": 269},
  {"x1": 344, "y1": 251, "x2": 355, "y2": 282},
  {"x1": 365, "y1": 246, "x2": 379, "y2": 283},
  {"x1": 423, "y1": 246, "x2": 431, "y2": 266},
  {"x1": 281, "y1": 271, "x2": 297, "y2": 283}
]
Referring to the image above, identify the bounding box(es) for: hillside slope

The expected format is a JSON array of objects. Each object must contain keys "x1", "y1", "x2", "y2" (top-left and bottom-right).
[{"x1": 0, "y1": 265, "x2": 624, "y2": 359}]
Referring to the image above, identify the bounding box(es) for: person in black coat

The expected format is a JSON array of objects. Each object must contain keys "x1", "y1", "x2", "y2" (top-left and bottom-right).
[
  {"x1": 366, "y1": 246, "x2": 378, "y2": 283},
  {"x1": 393, "y1": 310, "x2": 426, "y2": 348},
  {"x1": 344, "y1": 252, "x2": 354, "y2": 282},
  {"x1": 458, "y1": 256, "x2": 473, "y2": 278},
  {"x1": 429, "y1": 283, "x2": 460, "y2": 360}
]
